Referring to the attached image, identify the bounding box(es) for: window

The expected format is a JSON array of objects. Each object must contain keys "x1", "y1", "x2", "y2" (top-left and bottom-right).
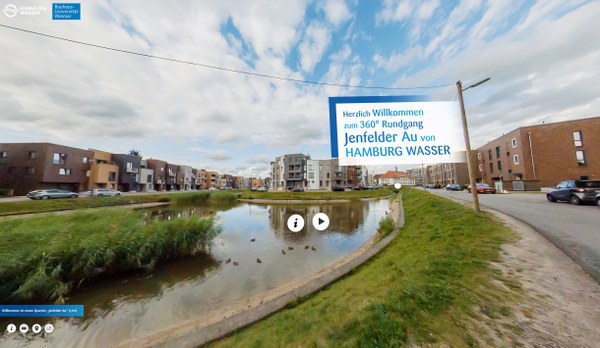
[
  {"x1": 576, "y1": 151, "x2": 585, "y2": 166},
  {"x1": 53, "y1": 153, "x2": 67, "y2": 164},
  {"x1": 82, "y1": 157, "x2": 89, "y2": 163},
  {"x1": 58, "y1": 168, "x2": 71, "y2": 175},
  {"x1": 495, "y1": 146, "x2": 500, "y2": 158},
  {"x1": 147, "y1": 174, "x2": 152, "y2": 183},
  {"x1": 478, "y1": 164, "x2": 483, "y2": 172},
  {"x1": 513, "y1": 155, "x2": 520, "y2": 165},
  {"x1": 108, "y1": 171, "x2": 117, "y2": 181},
  {"x1": 126, "y1": 162, "x2": 134, "y2": 171},
  {"x1": 27, "y1": 167, "x2": 36, "y2": 175},
  {"x1": 477, "y1": 152, "x2": 482, "y2": 160},
  {"x1": 489, "y1": 163, "x2": 494, "y2": 173},
  {"x1": 573, "y1": 131, "x2": 582, "y2": 147},
  {"x1": 497, "y1": 160, "x2": 502, "y2": 171},
  {"x1": 1, "y1": 151, "x2": 8, "y2": 158},
  {"x1": 511, "y1": 138, "x2": 518, "y2": 148},
  {"x1": 29, "y1": 151, "x2": 37, "y2": 159},
  {"x1": 488, "y1": 150, "x2": 492, "y2": 160}
]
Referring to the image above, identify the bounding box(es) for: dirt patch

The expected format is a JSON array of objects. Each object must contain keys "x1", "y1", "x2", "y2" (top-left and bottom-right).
[{"x1": 477, "y1": 209, "x2": 600, "y2": 347}]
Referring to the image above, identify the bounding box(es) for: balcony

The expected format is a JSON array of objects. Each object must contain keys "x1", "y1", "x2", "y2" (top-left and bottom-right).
[
  {"x1": 126, "y1": 167, "x2": 139, "y2": 174},
  {"x1": 155, "y1": 179, "x2": 165, "y2": 184}
]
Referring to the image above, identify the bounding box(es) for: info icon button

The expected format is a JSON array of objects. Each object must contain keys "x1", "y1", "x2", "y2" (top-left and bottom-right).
[{"x1": 287, "y1": 214, "x2": 304, "y2": 232}]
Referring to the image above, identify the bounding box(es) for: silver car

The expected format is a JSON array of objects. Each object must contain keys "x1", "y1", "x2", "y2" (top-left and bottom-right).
[
  {"x1": 27, "y1": 189, "x2": 79, "y2": 200},
  {"x1": 91, "y1": 188, "x2": 122, "y2": 197}
]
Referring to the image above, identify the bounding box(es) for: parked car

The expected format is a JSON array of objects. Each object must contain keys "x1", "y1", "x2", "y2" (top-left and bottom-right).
[
  {"x1": 290, "y1": 187, "x2": 303, "y2": 192},
  {"x1": 467, "y1": 183, "x2": 497, "y2": 194},
  {"x1": 546, "y1": 180, "x2": 600, "y2": 205},
  {"x1": 595, "y1": 192, "x2": 600, "y2": 207},
  {"x1": 331, "y1": 185, "x2": 345, "y2": 192},
  {"x1": 445, "y1": 183, "x2": 462, "y2": 191},
  {"x1": 351, "y1": 185, "x2": 364, "y2": 190},
  {"x1": 91, "y1": 188, "x2": 122, "y2": 197},
  {"x1": 27, "y1": 189, "x2": 79, "y2": 200},
  {"x1": 257, "y1": 186, "x2": 268, "y2": 192}
]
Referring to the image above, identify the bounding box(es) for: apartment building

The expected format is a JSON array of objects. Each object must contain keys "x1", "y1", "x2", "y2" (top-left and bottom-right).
[
  {"x1": 138, "y1": 160, "x2": 154, "y2": 192},
  {"x1": 270, "y1": 153, "x2": 309, "y2": 190},
  {"x1": 146, "y1": 159, "x2": 167, "y2": 191},
  {"x1": 407, "y1": 167, "x2": 428, "y2": 186},
  {"x1": 475, "y1": 117, "x2": 600, "y2": 190},
  {"x1": 427, "y1": 162, "x2": 470, "y2": 187},
  {"x1": 0, "y1": 142, "x2": 93, "y2": 195},
  {"x1": 112, "y1": 153, "x2": 142, "y2": 192},
  {"x1": 88, "y1": 149, "x2": 119, "y2": 190},
  {"x1": 177, "y1": 165, "x2": 193, "y2": 190}
]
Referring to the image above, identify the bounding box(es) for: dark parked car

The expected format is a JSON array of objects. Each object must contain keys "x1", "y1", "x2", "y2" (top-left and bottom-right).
[
  {"x1": 595, "y1": 192, "x2": 600, "y2": 207},
  {"x1": 27, "y1": 189, "x2": 79, "y2": 200},
  {"x1": 445, "y1": 183, "x2": 462, "y2": 191},
  {"x1": 546, "y1": 180, "x2": 600, "y2": 205},
  {"x1": 331, "y1": 185, "x2": 345, "y2": 192},
  {"x1": 467, "y1": 183, "x2": 497, "y2": 194},
  {"x1": 290, "y1": 187, "x2": 303, "y2": 192}
]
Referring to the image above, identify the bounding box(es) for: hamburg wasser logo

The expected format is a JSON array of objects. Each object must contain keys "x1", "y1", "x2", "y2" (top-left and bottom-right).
[
  {"x1": 3, "y1": 3, "x2": 47, "y2": 17},
  {"x1": 3, "y1": 4, "x2": 18, "y2": 17}
]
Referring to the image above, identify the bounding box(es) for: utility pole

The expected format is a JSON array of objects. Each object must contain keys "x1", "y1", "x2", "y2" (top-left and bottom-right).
[{"x1": 456, "y1": 78, "x2": 490, "y2": 213}]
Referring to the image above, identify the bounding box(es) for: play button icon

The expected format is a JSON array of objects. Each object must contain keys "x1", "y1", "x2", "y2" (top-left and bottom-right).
[{"x1": 312, "y1": 213, "x2": 330, "y2": 231}]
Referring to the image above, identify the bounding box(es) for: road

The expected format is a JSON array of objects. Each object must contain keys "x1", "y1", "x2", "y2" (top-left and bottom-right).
[{"x1": 428, "y1": 189, "x2": 600, "y2": 284}]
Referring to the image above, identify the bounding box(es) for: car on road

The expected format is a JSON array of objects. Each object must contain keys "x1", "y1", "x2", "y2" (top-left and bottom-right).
[
  {"x1": 27, "y1": 189, "x2": 79, "y2": 200},
  {"x1": 467, "y1": 183, "x2": 497, "y2": 194},
  {"x1": 546, "y1": 180, "x2": 600, "y2": 205},
  {"x1": 92, "y1": 188, "x2": 122, "y2": 197},
  {"x1": 445, "y1": 183, "x2": 463, "y2": 191}
]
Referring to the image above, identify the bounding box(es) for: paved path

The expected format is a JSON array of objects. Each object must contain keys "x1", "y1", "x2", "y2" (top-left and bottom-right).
[{"x1": 428, "y1": 189, "x2": 600, "y2": 283}]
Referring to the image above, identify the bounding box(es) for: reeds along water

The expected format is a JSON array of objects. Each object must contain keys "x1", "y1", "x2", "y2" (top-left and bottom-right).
[{"x1": 0, "y1": 208, "x2": 222, "y2": 304}]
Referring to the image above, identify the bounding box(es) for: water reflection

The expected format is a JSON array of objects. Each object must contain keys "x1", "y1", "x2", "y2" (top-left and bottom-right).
[{"x1": 0, "y1": 199, "x2": 389, "y2": 348}]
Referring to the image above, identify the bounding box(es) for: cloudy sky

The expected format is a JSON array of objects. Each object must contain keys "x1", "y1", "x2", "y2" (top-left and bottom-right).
[{"x1": 1, "y1": 0, "x2": 598, "y2": 177}]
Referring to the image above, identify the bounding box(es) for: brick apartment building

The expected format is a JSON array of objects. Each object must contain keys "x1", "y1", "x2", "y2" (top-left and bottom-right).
[
  {"x1": 475, "y1": 117, "x2": 600, "y2": 190},
  {"x1": 0, "y1": 143, "x2": 94, "y2": 195}
]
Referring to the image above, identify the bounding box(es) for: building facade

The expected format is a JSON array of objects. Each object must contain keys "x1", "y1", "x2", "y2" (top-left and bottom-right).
[
  {"x1": 475, "y1": 117, "x2": 600, "y2": 189},
  {"x1": 0, "y1": 143, "x2": 93, "y2": 195}
]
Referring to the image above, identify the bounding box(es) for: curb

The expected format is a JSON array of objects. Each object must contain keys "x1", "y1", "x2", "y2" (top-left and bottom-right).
[{"x1": 116, "y1": 195, "x2": 404, "y2": 348}]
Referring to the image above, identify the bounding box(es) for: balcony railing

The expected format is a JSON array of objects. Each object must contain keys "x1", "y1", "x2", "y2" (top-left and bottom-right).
[{"x1": 126, "y1": 168, "x2": 139, "y2": 174}]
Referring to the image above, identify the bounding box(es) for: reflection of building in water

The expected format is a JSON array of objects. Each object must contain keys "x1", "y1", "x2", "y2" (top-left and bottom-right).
[{"x1": 269, "y1": 202, "x2": 367, "y2": 239}]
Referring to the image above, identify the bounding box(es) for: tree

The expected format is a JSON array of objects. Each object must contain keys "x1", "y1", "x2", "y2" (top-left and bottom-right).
[{"x1": 128, "y1": 149, "x2": 142, "y2": 157}]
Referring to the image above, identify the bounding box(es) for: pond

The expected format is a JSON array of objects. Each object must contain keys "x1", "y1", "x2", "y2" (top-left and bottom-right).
[{"x1": 1, "y1": 199, "x2": 390, "y2": 347}]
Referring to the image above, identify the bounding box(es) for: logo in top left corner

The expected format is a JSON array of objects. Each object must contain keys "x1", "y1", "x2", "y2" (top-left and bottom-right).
[{"x1": 3, "y1": 4, "x2": 18, "y2": 17}]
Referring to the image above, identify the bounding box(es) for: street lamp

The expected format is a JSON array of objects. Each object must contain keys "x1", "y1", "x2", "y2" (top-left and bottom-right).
[{"x1": 456, "y1": 77, "x2": 491, "y2": 213}]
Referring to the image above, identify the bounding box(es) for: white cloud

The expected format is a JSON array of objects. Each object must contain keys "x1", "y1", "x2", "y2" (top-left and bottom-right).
[
  {"x1": 417, "y1": 0, "x2": 440, "y2": 20},
  {"x1": 321, "y1": 0, "x2": 352, "y2": 27},
  {"x1": 376, "y1": 0, "x2": 413, "y2": 25},
  {"x1": 298, "y1": 21, "x2": 332, "y2": 73}
]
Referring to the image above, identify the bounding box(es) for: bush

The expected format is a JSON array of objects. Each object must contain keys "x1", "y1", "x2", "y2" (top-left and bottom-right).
[{"x1": 0, "y1": 189, "x2": 13, "y2": 197}]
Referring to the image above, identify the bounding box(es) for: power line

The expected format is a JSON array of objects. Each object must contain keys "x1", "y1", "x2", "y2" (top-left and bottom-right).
[{"x1": 0, "y1": 23, "x2": 453, "y2": 90}]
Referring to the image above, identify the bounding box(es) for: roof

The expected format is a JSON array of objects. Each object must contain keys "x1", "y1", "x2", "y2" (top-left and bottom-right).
[{"x1": 379, "y1": 170, "x2": 409, "y2": 179}]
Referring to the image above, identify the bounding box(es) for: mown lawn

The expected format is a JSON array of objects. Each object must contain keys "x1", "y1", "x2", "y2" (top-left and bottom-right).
[
  {"x1": 209, "y1": 188, "x2": 519, "y2": 347},
  {"x1": 239, "y1": 188, "x2": 394, "y2": 201},
  {"x1": 0, "y1": 191, "x2": 237, "y2": 216}
]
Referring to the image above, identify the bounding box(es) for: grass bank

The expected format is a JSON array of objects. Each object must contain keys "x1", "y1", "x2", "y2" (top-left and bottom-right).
[
  {"x1": 209, "y1": 188, "x2": 519, "y2": 347},
  {"x1": 0, "y1": 191, "x2": 238, "y2": 216},
  {"x1": 239, "y1": 188, "x2": 393, "y2": 201},
  {"x1": 0, "y1": 208, "x2": 221, "y2": 304}
]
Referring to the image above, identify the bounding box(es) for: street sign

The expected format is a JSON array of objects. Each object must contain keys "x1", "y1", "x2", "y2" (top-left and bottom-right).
[{"x1": 329, "y1": 96, "x2": 465, "y2": 165}]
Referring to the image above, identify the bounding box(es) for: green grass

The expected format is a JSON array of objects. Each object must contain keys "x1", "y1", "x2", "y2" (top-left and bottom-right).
[
  {"x1": 0, "y1": 208, "x2": 221, "y2": 304},
  {"x1": 209, "y1": 188, "x2": 519, "y2": 347},
  {"x1": 239, "y1": 188, "x2": 393, "y2": 201},
  {"x1": 0, "y1": 191, "x2": 238, "y2": 216}
]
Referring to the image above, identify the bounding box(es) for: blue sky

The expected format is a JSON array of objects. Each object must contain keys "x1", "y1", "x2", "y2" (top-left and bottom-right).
[{"x1": 1, "y1": 0, "x2": 598, "y2": 177}]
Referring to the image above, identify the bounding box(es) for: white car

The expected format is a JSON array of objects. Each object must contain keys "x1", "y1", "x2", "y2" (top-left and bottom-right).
[{"x1": 91, "y1": 188, "x2": 122, "y2": 197}]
